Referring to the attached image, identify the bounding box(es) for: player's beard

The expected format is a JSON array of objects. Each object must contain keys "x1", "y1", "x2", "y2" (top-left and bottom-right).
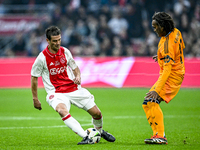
[{"x1": 52, "y1": 44, "x2": 60, "y2": 52}]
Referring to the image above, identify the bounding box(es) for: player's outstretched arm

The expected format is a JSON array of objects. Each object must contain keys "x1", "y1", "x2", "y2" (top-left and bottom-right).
[{"x1": 31, "y1": 76, "x2": 42, "y2": 110}]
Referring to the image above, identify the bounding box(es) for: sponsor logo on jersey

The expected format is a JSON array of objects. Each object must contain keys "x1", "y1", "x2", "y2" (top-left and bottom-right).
[{"x1": 50, "y1": 66, "x2": 66, "y2": 75}]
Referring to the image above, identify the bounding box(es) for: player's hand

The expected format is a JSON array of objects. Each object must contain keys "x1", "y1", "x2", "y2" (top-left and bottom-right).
[
  {"x1": 33, "y1": 98, "x2": 42, "y2": 110},
  {"x1": 145, "y1": 91, "x2": 159, "y2": 102},
  {"x1": 73, "y1": 76, "x2": 81, "y2": 85},
  {"x1": 153, "y1": 55, "x2": 158, "y2": 62}
]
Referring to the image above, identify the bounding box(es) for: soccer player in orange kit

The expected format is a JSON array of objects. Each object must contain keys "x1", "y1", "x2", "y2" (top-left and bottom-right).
[{"x1": 142, "y1": 12, "x2": 185, "y2": 144}]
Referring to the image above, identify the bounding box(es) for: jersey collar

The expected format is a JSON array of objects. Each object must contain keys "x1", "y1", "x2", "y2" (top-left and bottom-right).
[
  {"x1": 165, "y1": 31, "x2": 171, "y2": 37},
  {"x1": 45, "y1": 46, "x2": 62, "y2": 57}
]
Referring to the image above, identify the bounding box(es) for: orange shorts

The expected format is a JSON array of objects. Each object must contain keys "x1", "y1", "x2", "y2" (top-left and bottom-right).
[{"x1": 150, "y1": 74, "x2": 184, "y2": 103}]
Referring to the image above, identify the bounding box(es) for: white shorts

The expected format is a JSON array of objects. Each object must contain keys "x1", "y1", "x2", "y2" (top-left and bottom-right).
[{"x1": 46, "y1": 88, "x2": 96, "y2": 111}]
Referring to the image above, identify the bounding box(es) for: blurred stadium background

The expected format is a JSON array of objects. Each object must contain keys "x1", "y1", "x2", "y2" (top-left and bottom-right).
[
  {"x1": 0, "y1": 0, "x2": 199, "y2": 88},
  {"x1": 0, "y1": 2, "x2": 200, "y2": 149},
  {"x1": 0, "y1": 0, "x2": 199, "y2": 57}
]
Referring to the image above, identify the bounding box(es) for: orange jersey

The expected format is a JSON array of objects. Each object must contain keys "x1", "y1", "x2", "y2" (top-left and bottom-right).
[{"x1": 150, "y1": 28, "x2": 185, "y2": 103}]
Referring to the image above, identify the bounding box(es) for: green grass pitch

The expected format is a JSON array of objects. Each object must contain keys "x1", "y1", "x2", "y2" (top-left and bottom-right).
[{"x1": 0, "y1": 88, "x2": 200, "y2": 150}]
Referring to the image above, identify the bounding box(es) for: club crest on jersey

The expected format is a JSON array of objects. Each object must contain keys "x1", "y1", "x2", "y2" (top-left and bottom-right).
[{"x1": 60, "y1": 57, "x2": 66, "y2": 64}]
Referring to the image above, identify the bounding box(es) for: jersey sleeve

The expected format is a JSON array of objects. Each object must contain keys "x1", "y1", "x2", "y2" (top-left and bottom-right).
[
  {"x1": 153, "y1": 36, "x2": 174, "y2": 94},
  {"x1": 31, "y1": 53, "x2": 44, "y2": 77},
  {"x1": 64, "y1": 48, "x2": 78, "y2": 70},
  {"x1": 153, "y1": 65, "x2": 172, "y2": 94}
]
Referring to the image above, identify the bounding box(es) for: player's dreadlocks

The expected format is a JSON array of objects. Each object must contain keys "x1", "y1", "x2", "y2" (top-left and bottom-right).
[
  {"x1": 152, "y1": 12, "x2": 175, "y2": 34},
  {"x1": 45, "y1": 26, "x2": 61, "y2": 40}
]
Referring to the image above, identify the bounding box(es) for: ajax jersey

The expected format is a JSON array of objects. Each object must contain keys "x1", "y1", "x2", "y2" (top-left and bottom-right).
[{"x1": 31, "y1": 46, "x2": 79, "y2": 94}]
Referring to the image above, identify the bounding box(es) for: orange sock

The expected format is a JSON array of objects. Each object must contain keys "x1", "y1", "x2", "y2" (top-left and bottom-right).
[
  {"x1": 148, "y1": 102, "x2": 165, "y2": 137},
  {"x1": 142, "y1": 104, "x2": 157, "y2": 135}
]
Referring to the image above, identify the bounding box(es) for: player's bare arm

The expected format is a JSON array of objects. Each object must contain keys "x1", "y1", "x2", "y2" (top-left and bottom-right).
[
  {"x1": 73, "y1": 67, "x2": 81, "y2": 85},
  {"x1": 31, "y1": 76, "x2": 42, "y2": 110}
]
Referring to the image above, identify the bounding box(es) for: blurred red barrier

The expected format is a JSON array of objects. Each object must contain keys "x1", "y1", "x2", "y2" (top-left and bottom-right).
[{"x1": 0, "y1": 57, "x2": 199, "y2": 88}]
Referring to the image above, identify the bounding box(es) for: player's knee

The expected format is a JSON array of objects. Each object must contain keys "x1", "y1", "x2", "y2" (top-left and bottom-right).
[
  {"x1": 142, "y1": 99, "x2": 149, "y2": 111},
  {"x1": 56, "y1": 104, "x2": 69, "y2": 117},
  {"x1": 142, "y1": 104, "x2": 146, "y2": 109},
  {"x1": 88, "y1": 105, "x2": 102, "y2": 118},
  {"x1": 90, "y1": 108, "x2": 102, "y2": 118},
  {"x1": 93, "y1": 110, "x2": 102, "y2": 118},
  {"x1": 56, "y1": 108, "x2": 66, "y2": 115}
]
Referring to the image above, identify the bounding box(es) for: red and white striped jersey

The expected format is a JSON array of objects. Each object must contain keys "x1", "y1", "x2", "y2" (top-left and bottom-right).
[{"x1": 31, "y1": 46, "x2": 80, "y2": 94}]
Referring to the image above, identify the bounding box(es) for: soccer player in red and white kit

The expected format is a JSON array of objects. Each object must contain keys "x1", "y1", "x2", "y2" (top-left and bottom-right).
[{"x1": 31, "y1": 26, "x2": 115, "y2": 145}]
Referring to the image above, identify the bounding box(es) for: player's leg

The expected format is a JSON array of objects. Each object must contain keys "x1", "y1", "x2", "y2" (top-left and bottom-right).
[
  {"x1": 56, "y1": 103, "x2": 88, "y2": 138},
  {"x1": 142, "y1": 99, "x2": 157, "y2": 135},
  {"x1": 143, "y1": 82, "x2": 159, "y2": 135},
  {"x1": 46, "y1": 93, "x2": 92, "y2": 144},
  {"x1": 144, "y1": 99, "x2": 167, "y2": 144},
  {"x1": 87, "y1": 105, "x2": 102, "y2": 132},
  {"x1": 87, "y1": 105, "x2": 115, "y2": 142},
  {"x1": 148, "y1": 100, "x2": 164, "y2": 137},
  {"x1": 70, "y1": 88, "x2": 115, "y2": 142}
]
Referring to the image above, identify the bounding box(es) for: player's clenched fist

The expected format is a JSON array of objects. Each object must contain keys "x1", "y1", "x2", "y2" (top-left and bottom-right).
[{"x1": 33, "y1": 99, "x2": 42, "y2": 110}]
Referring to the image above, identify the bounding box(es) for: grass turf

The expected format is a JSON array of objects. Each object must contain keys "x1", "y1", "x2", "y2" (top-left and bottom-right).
[{"x1": 0, "y1": 88, "x2": 200, "y2": 150}]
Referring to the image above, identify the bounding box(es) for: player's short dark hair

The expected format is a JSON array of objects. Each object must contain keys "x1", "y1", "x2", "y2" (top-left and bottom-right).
[
  {"x1": 152, "y1": 12, "x2": 175, "y2": 34},
  {"x1": 45, "y1": 26, "x2": 61, "y2": 40}
]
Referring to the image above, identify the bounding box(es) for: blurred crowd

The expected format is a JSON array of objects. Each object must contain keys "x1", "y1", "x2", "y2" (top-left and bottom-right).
[{"x1": 1, "y1": 0, "x2": 200, "y2": 57}]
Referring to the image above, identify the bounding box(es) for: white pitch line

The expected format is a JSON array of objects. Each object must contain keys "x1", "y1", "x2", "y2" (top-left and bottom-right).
[
  {"x1": 0, "y1": 115, "x2": 200, "y2": 130},
  {"x1": 0, "y1": 115, "x2": 199, "y2": 130},
  {"x1": 0, "y1": 123, "x2": 93, "y2": 130},
  {"x1": 0, "y1": 115, "x2": 198, "y2": 121},
  {"x1": 0, "y1": 116, "x2": 91, "y2": 121},
  {"x1": 0, "y1": 117, "x2": 59, "y2": 120}
]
